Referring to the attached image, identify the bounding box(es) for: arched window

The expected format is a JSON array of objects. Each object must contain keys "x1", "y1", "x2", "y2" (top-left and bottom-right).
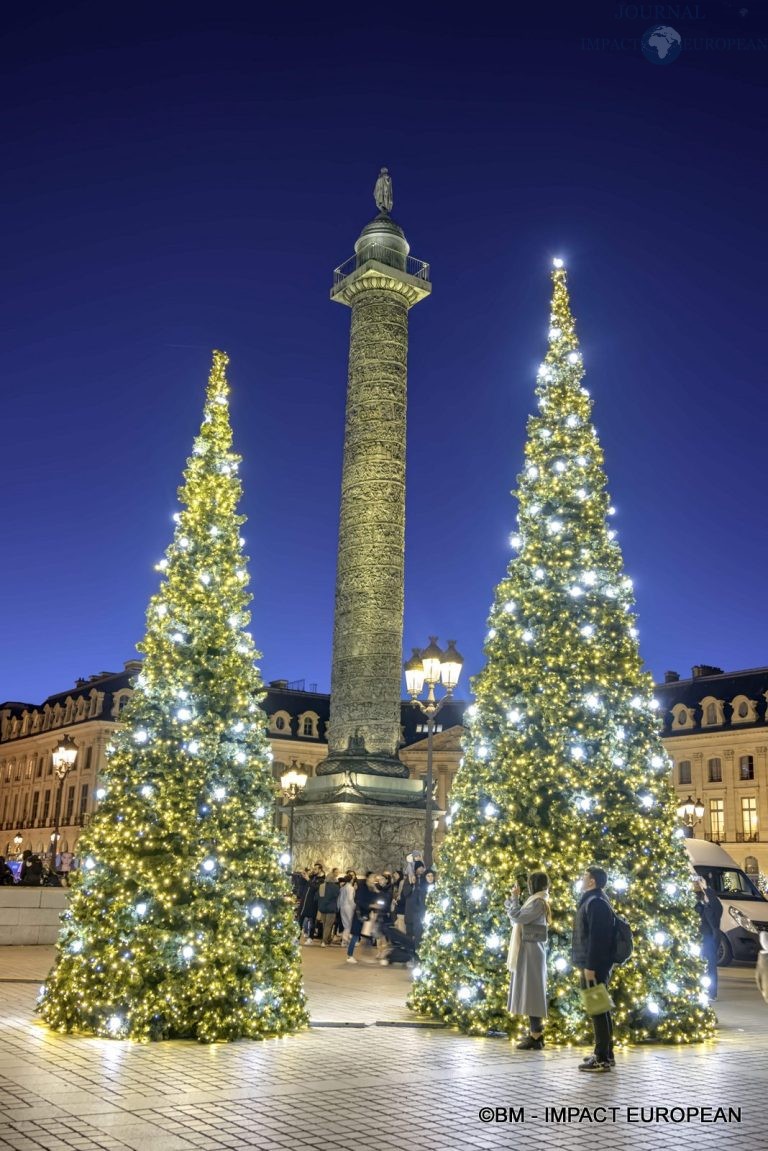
[
  {"x1": 298, "y1": 712, "x2": 319, "y2": 738},
  {"x1": 275, "y1": 716, "x2": 286, "y2": 731},
  {"x1": 705, "y1": 703, "x2": 717, "y2": 725},
  {"x1": 745, "y1": 855, "x2": 759, "y2": 876},
  {"x1": 678, "y1": 761, "x2": 691, "y2": 785},
  {"x1": 739, "y1": 755, "x2": 754, "y2": 781},
  {"x1": 708, "y1": 757, "x2": 722, "y2": 783}
]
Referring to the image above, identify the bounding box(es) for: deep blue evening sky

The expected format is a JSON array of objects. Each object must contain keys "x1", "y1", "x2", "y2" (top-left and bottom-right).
[{"x1": 2, "y1": 1, "x2": 766, "y2": 704}]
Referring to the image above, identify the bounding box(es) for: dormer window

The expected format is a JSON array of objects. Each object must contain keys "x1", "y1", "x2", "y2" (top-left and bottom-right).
[
  {"x1": 112, "y1": 691, "x2": 132, "y2": 719},
  {"x1": 298, "y1": 711, "x2": 320, "y2": 739},
  {"x1": 731, "y1": 695, "x2": 756, "y2": 724},
  {"x1": 269, "y1": 711, "x2": 292, "y2": 735},
  {"x1": 700, "y1": 696, "x2": 723, "y2": 727},
  {"x1": 671, "y1": 704, "x2": 694, "y2": 730}
]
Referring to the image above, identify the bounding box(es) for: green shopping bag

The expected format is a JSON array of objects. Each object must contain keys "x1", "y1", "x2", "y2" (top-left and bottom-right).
[{"x1": 580, "y1": 981, "x2": 615, "y2": 1016}]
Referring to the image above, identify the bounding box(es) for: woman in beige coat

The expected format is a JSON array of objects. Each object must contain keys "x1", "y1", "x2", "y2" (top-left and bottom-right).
[{"x1": 505, "y1": 870, "x2": 551, "y2": 1050}]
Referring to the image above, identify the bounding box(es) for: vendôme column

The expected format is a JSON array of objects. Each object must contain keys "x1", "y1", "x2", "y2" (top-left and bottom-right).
[
  {"x1": 294, "y1": 172, "x2": 432, "y2": 872},
  {"x1": 323, "y1": 169, "x2": 431, "y2": 774}
]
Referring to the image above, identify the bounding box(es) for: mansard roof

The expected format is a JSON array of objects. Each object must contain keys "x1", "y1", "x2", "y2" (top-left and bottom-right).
[{"x1": 655, "y1": 665, "x2": 768, "y2": 735}]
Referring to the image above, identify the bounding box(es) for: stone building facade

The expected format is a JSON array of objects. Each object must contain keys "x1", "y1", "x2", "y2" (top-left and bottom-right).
[
  {"x1": 656, "y1": 664, "x2": 768, "y2": 875},
  {"x1": 4, "y1": 661, "x2": 766, "y2": 874},
  {"x1": 0, "y1": 665, "x2": 463, "y2": 863}
]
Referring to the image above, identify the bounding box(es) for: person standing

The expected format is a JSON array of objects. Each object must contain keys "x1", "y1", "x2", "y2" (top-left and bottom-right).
[
  {"x1": 299, "y1": 864, "x2": 324, "y2": 944},
  {"x1": 694, "y1": 876, "x2": 723, "y2": 1001},
  {"x1": 0, "y1": 856, "x2": 14, "y2": 885},
  {"x1": 505, "y1": 871, "x2": 550, "y2": 1050},
  {"x1": 403, "y1": 864, "x2": 425, "y2": 944},
  {"x1": 411, "y1": 867, "x2": 435, "y2": 951},
  {"x1": 571, "y1": 865, "x2": 616, "y2": 1072},
  {"x1": 346, "y1": 873, "x2": 378, "y2": 963},
  {"x1": 318, "y1": 869, "x2": 341, "y2": 947},
  {"x1": 339, "y1": 873, "x2": 356, "y2": 943}
]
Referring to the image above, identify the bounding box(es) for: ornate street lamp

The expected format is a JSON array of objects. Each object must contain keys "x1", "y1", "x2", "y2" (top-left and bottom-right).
[
  {"x1": 280, "y1": 760, "x2": 308, "y2": 868},
  {"x1": 12, "y1": 832, "x2": 23, "y2": 857},
  {"x1": 677, "y1": 794, "x2": 705, "y2": 837},
  {"x1": 50, "y1": 735, "x2": 78, "y2": 869},
  {"x1": 405, "y1": 637, "x2": 464, "y2": 869}
]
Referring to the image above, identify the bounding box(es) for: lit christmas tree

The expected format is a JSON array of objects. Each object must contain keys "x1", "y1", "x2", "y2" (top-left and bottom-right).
[
  {"x1": 39, "y1": 351, "x2": 308, "y2": 1042},
  {"x1": 409, "y1": 263, "x2": 715, "y2": 1045}
]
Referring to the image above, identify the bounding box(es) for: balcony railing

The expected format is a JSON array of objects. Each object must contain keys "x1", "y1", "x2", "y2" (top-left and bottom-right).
[
  {"x1": 333, "y1": 246, "x2": 430, "y2": 288},
  {"x1": 736, "y1": 830, "x2": 760, "y2": 843},
  {"x1": 1, "y1": 813, "x2": 91, "y2": 832}
]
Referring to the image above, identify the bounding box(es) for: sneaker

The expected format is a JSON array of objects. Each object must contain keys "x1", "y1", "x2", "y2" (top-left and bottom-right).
[
  {"x1": 516, "y1": 1035, "x2": 544, "y2": 1050},
  {"x1": 578, "y1": 1056, "x2": 611, "y2": 1073},
  {"x1": 346, "y1": 956, "x2": 358, "y2": 964},
  {"x1": 303, "y1": 938, "x2": 313, "y2": 946},
  {"x1": 321, "y1": 942, "x2": 327, "y2": 948},
  {"x1": 379, "y1": 958, "x2": 390, "y2": 966},
  {"x1": 582, "y1": 1054, "x2": 617, "y2": 1068}
]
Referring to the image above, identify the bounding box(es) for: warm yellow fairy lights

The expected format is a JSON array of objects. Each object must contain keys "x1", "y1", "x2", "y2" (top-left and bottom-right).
[
  {"x1": 38, "y1": 351, "x2": 308, "y2": 1043},
  {"x1": 408, "y1": 263, "x2": 716, "y2": 1046}
]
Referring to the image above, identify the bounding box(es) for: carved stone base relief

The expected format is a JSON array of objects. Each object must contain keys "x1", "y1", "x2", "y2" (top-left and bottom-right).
[{"x1": 293, "y1": 804, "x2": 425, "y2": 875}]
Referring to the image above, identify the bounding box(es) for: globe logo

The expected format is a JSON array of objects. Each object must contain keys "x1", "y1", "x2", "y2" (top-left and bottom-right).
[{"x1": 641, "y1": 25, "x2": 682, "y2": 64}]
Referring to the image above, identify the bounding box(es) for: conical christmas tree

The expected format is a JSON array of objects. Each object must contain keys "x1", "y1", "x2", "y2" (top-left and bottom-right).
[
  {"x1": 409, "y1": 264, "x2": 715, "y2": 1045},
  {"x1": 39, "y1": 351, "x2": 308, "y2": 1042}
]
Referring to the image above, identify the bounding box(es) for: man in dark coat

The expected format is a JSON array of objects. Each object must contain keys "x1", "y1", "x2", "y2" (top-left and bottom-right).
[
  {"x1": 20, "y1": 856, "x2": 44, "y2": 886},
  {"x1": 299, "y1": 864, "x2": 324, "y2": 943},
  {"x1": 571, "y1": 865, "x2": 616, "y2": 1072},
  {"x1": 402, "y1": 865, "x2": 423, "y2": 940},
  {"x1": 694, "y1": 877, "x2": 723, "y2": 1000},
  {"x1": 318, "y1": 869, "x2": 341, "y2": 946}
]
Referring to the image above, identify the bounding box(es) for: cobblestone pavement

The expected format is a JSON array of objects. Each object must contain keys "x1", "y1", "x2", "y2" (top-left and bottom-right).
[{"x1": 1, "y1": 942, "x2": 766, "y2": 1151}]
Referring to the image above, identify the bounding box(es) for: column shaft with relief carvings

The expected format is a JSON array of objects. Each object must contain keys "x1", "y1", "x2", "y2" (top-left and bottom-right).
[{"x1": 320, "y1": 183, "x2": 431, "y2": 775}]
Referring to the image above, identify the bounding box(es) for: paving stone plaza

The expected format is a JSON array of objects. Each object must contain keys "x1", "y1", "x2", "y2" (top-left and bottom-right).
[{"x1": 1, "y1": 945, "x2": 765, "y2": 1151}]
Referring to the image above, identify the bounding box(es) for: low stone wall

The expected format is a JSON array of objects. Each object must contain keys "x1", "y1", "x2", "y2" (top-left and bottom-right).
[{"x1": 0, "y1": 888, "x2": 69, "y2": 945}]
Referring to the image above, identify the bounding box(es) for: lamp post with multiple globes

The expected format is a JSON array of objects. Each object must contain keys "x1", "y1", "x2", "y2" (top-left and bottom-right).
[
  {"x1": 677, "y1": 794, "x2": 705, "y2": 838},
  {"x1": 404, "y1": 638, "x2": 464, "y2": 869},
  {"x1": 280, "y1": 761, "x2": 308, "y2": 868},
  {"x1": 49, "y1": 735, "x2": 78, "y2": 870}
]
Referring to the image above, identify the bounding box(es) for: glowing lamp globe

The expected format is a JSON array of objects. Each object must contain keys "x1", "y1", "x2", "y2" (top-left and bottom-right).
[
  {"x1": 439, "y1": 640, "x2": 464, "y2": 691},
  {"x1": 420, "y1": 637, "x2": 444, "y2": 686},
  {"x1": 52, "y1": 735, "x2": 78, "y2": 777},
  {"x1": 404, "y1": 648, "x2": 426, "y2": 697}
]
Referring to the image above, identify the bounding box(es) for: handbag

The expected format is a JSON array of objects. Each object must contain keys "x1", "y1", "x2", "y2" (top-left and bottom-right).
[
  {"x1": 580, "y1": 980, "x2": 614, "y2": 1016},
  {"x1": 360, "y1": 916, "x2": 373, "y2": 938}
]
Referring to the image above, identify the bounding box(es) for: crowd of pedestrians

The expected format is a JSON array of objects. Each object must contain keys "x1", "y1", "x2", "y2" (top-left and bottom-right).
[
  {"x1": 290, "y1": 860, "x2": 434, "y2": 966},
  {"x1": 0, "y1": 849, "x2": 76, "y2": 886}
]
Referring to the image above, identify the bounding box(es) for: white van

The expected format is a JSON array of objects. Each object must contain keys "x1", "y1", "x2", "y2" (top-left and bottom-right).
[{"x1": 683, "y1": 839, "x2": 768, "y2": 965}]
